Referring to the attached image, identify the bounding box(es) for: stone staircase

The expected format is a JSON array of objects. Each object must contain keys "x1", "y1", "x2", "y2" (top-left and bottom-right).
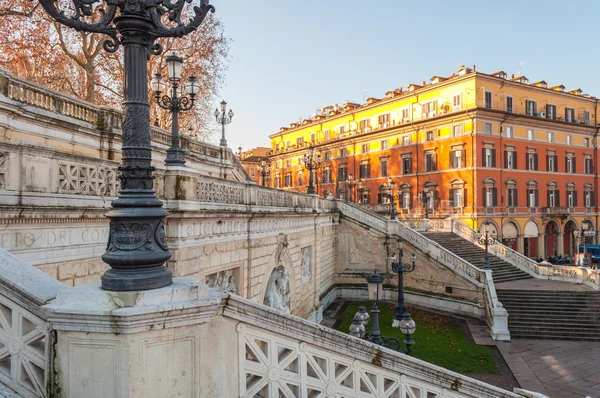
[
  {"x1": 422, "y1": 232, "x2": 532, "y2": 283},
  {"x1": 496, "y1": 289, "x2": 600, "y2": 341}
]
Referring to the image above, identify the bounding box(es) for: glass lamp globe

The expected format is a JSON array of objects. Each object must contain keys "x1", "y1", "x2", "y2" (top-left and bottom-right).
[
  {"x1": 399, "y1": 315, "x2": 416, "y2": 335},
  {"x1": 150, "y1": 73, "x2": 166, "y2": 93},
  {"x1": 365, "y1": 270, "x2": 384, "y2": 302},
  {"x1": 184, "y1": 75, "x2": 200, "y2": 96},
  {"x1": 166, "y1": 53, "x2": 183, "y2": 81},
  {"x1": 349, "y1": 317, "x2": 366, "y2": 338},
  {"x1": 354, "y1": 306, "x2": 370, "y2": 326},
  {"x1": 228, "y1": 109, "x2": 234, "y2": 118}
]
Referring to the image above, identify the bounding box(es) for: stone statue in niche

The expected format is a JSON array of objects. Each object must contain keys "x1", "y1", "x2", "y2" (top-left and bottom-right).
[
  {"x1": 206, "y1": 269, "x2": 237, "y2": 294},
  {"x1": 300, "y1": 246, "x2": 311, "y2": 284},
  {"x1": 263, "y1": 265, "x2": 291, "y2": 314}
]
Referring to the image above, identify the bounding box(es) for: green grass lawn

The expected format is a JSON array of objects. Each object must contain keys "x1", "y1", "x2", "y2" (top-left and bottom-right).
[{"x1": 336, "y1": 302, "x2": 498, "y2": 375}]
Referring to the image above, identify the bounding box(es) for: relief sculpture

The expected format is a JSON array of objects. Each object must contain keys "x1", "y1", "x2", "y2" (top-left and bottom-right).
[
  {"x1": 206, "y1": 269, "x2": 237, "y2": 294},
  {"x1": 263, "y1": 265, "x2": 291, "y2": 314}
]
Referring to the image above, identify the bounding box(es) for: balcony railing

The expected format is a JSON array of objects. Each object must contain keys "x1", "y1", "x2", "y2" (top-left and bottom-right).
[{"x1": 542, "y1": 206, "x2": 571, "y2": 215}]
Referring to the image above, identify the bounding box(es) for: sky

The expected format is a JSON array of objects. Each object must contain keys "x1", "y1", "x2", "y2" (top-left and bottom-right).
[{"x1": 212, "y1": 0, "x2": 600, "y2": 152}]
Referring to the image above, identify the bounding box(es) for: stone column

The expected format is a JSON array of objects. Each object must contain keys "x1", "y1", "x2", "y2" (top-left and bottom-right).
[
  {"x1": 537, "y1": 232, "x2": 545, "y2": 259},
  {"x1": 517, "y1": 234, "x2": 525, "y2": 254},
  {"x1": 557, "y1": 232, "x2": 564, "y2": 256}
]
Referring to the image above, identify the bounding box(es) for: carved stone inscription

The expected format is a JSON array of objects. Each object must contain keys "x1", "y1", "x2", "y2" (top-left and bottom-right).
[{"x1": 0, "y1": 226, "x2": 109, "y2": 251}]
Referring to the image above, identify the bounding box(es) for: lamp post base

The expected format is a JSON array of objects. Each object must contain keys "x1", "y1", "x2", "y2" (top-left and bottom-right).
[
  {"x1": 220, "y1": 138, "x2": 228, "y2": 147},
  {"x1": 165, "y1": 148, "x2": 186, "y2": 166},
  {"x1": 101, "y1": 266, "x2": 173, "y2": 291}
]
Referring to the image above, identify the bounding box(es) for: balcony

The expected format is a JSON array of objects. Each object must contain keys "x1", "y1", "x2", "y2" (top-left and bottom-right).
[{"x1": 542, "y1": 206, "x2": 572, "y2": 217}]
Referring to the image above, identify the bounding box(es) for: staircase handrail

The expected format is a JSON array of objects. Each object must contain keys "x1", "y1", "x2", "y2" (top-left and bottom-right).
[
  {"x1": 337, "y1": 202, "x2": 484, "y2": 286},
  {"x1": 482, "y1": 269, "x2": 510, "y2": 340},
  {"x1": 450, "y1": 218, "x2": 541, "y2": 277}
]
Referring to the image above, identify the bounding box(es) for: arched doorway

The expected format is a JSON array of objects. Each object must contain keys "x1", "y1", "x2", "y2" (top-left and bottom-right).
[
  {"x1": 544, "y1": 220, "x2": 559, "y2": 258},
  {"x1": 524, "y1": 220, "x2": 539, "y2": 258},
  {"x1": 563, "y1": 220, "x2": 577, "y2": 257},
  {"x1": 502, "y1": 221, "x2": 519, "y2": 251}
]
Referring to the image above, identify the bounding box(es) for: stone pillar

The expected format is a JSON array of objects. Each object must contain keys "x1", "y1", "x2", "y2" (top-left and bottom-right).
[
  {"x1": 44, "y1": 279, "x2": 238, "y2": 398},
  {"x1": 557, "y1": 232, "x2": 564, "y2": 256},
  {"x1": 537, "y1": 232, "x2": 545, "y2": 259},
  {"x1": 517, "y1": 234, "x2": 525, "y2": 254}
]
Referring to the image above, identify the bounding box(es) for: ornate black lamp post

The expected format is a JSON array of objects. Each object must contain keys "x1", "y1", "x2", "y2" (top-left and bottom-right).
[
  {"x1": 302, "y1": 145, "x2": 321, "y2": 195},
  {"x1": 389, "y1": 242, "x2": 417, "y2": 354},
  {"x1": 214, "y1": 100, "x2": 234, "y2": 147},
  {"x1": 354, "y1": 270, "x2": 401, "y2": 350},
  {"x1": 151, "y1": 53, "x2": 200, "y2": 166},
  {"x1": 388, "y1": 177, "x2": 397, "y2": 220},
  {"x1": 478, "y1": 221, "x2": 496, "y2": 270},
  {"x1": 38, "y1": 0, "x2": 215, "y2": 291},
  {"x1": 258, "y1": 159, "x2": 271, "y2": 187},
  {"x1": 418, "y1": 189, "x2": 432, "y2": 219},
  {"x1": 574, "y1": 222, "x2": 595, "y2": 267}
]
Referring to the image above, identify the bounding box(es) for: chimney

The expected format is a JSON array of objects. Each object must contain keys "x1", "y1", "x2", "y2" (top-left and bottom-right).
[
  {"x1": 422, "y1": 80, "x2": 426, "y2": 86},
  {"x1": 511, "y1": 74, "x2": 515, "y2": 79},
  {"x1": 473, "y1": 64, "x2": 476, "y2": 71}
]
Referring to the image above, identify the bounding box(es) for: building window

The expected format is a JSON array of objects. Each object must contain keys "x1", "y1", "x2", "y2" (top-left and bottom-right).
[
  {"x1": 361, "y1": 143, "x2": 369, "y2": 153},
  {"x1": 585, "y1": 138, "x2": 590, "y2": 147},
  {"x1": 401, "y1": 191, "x2": 411, "y2": 209},
  {"x1": 505, "y1": 126, "x2": 513, "y2": 138},
  {"x1": 401, "y1": 108, "x2": 410, "y2": 122},
  {"x1": 380, "y1": 158, "x2": 388, "y2": 177},
  {"x1": 548, "y1": 189, "x2": 557, "y2": 207},
  {"x1": 548, "y1": 132, "x2": 554, "y2": 143},
  {"x1": 585, "y1": 110, "x2": 591, "y2": 125},
  {"x1": 359, "y1": 161, "x2": 370, "y2": 179},
  {"x1": 450, "y1": 187, "x2": 464, "y2": 208},
  {"x1": 527, "y1": 130, "x2": 534, "y2": 140},
  {"x1": 507, "y1": 186, "x2": 518, "y2": 207},
  {"x1": 546, "y1": 104, "x2": 556, "y2": 119},
  {"x1": 484, "y1": 123, "x2": 492, "y2": 134},
  {"x1": 547, "y1": 154, "x2": 557, "y2": 172},
  {"x1": 585, "y1": 190, "x2": 595, "y2": 208},
  {"x1": 296, "y1": 137, "x2": 304, "y2": 146},
  {"x1": 423, "y1": 101, "x2": 436, "y2": 117},
  {"x1": 585, "y1": 157, "x2": 593, "y2": 174},
  {"x1": 284, "y1": 173, "x2": 292, "y2": 187},
  {"x1": 505, "y1": 151, "x2": 517, "y2": 169},
  {"x1": 340, "y1": 148, "x2": 347, "y2": 158},
  {"x1": 506, "y1": 96, "x2": 513, "y2": 113},
  {"x1": 526, "y1": 100, "x2": 537, "y2": 116},
  {"x1": 426, "y1": 130, "x2": 435, "y2": 141},
  {"x1": 297, "y1": 171, "x2": 303, "y2": 186},
  {"x1": 484, "y1": 187, "x2": 498, "y2": 207},
  {"x1": 286, "y1": 140, "x2": 290, "y2": 148},
  {"x1": 450, "y1": 149, "x2": 465, "y2": 169},
  {"x1": 453, "y1": 125, "x2": 463, "y2": 137},
  {"x1": 250, "y1": 167, "x2": 255, "y2": 177},
  {"x1": 484, "y1": 91, "x2": 492, "y2": 109},
  {"x1": 528, "y1": 189, "x2": 538, "y2": 207},
  {"x1": 566, "y1": 107, "x2": 575, "y2": 123},
  {"x1": 378, "y1": 113, "x2": 390, "y2": 127},
  {"x1": 337, "y1": 165, "x2": 347, "y2": 182},
  {"x1": 483, "y1": 148, "x2": 496, "y2": 167},
  {"x1": 567, "y1": 189, "x2": 577, "y2": 208},
  {"x1": 526, "y1": 153, "x2": 538, "y2": 171},
  {"x1": 286, "y1": 160, "x2": 291, "y2": 167},
  {"x1": 402, "y1": 157, "x2": 412, "y2": 175},
  {"x1": 323, "y1": 167, "x2": 331, "y2": 183},
  {"x1": 452, "y1": 93, "x2": 462, "y2": 111},
  {"x1": 310, "y1": 133, "x2": 315, "y2": 144},
  {"x1": 359, "y1": 119, "x2": 370, "y2": 132},
  {"x1": 567, "y1": 135, "x2": 572, "y2": 145},
  {"x1": 402, "y1": 135, "x2": 411, "y2": 146},
  {"x1": 274, "y1": 175, "x2": 281, "y2": 188},
  {"x1": 381, "y1": 140, "x2": 388, "y2": 150},
  {"x1": 324, "y1": 130, "x2": 330, "y2": 142},
  {"x1": 566, "y1": 156, "x2": 575, "y2": 173},
  {"x1": 359, "y1": 189, "x2": 370, "y2": 204},
  {"x1": 323, "y1": 151, "x2": 331, "y2": 161},
  {"x1": 425, "y1": 153, "x2": 437, "y2": 172}
]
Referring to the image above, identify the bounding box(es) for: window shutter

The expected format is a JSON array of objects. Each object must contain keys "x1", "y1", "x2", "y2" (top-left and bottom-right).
[
  {"x1": 433, "y1": 154, "x2": 437, "y2": 171},
  {"x1": 556, "y1": 190, "x2": 560, "y2": 207},
  {"x1": 504, "y1": 151, "x2": 508, "y2": 168},
  {"x1": 574, "y1": 190, "x2": 578, "y2": 207},
  {"x1": 514, "y1": 153, "x2": 517, "y2": 169},
  {"x1": 514, "y1": 188, "x2": 518, "y2": 207},
  {"x1": 592, "y1": 192, "x2": 596, "y2": 207},
  {"x1": 449, "y1": 152, "x2": 454, "y2": 169},
  {"x1": 546, "y1": 155, "x2": 550, "y2": 171},
  {"x1": 483, "y1": 188, "x2": 487, "y2": 207},
  {"x1": 492, "y1": 149, "x2": 496, "y2": 167},
  {"x1": 534, "y1": 190, "x2": 539, "y2": 207},
  {"x1": 534, "y1": 154, "x2": 538, "y2": 170},
  {"x1": 527, "y1": 190, "x2": 531, "y2": 207},
  {"x1": 533, "y1": 102, "x2": 537, "y2": 115},
  {"x1": 546, "y1": 104, "x2": 550, "y2": 116},
  {"x1": 492, "y1": 188, "x2": 498, "y2": 206},
  {"x1": 482, "y1": 148, "x2": 486, "y2": 167},
  {"x1": 573, "y1": 159, "x2": 577, "y2": 173},
  {"x1": 449, "y1": 188, "x2": 454, "y2": 205},
  {"x1": 565, "y1": 156, "x2": 569, "y2": 172},
  {"x1": 462, "y1": 189, "x2": 467, "y2": 206},
  {"x1": 547, "y1": 190, "x2": 551, "y2": 207},
  {"x1": 407, "y1": 160, "x2": 411, "y2": 174}
]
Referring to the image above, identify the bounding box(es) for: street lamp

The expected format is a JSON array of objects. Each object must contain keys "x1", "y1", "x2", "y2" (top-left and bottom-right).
[
  {"x1": 302, "y1": 145, "x2": 321, "y2": 195},
  {"x1": 418, "y1": 189, "x2": 433, "y2": 219},
  {"x1": 389, "y1": 241, "x2": 417, "y2": 354},
  {"x1": 388, "y1": 177, "x2": 397, "y2": 220},
  {"x1": 345, "y1": 174, "x2": 356, "y2": 203},
  {"x1": 151, "y1": 53, "x2": 200, "y2": 166},
  {"x1": 478, "y1": 221, "x2": 496, "y2": 270},
  {"x1": 574, "y1": 222, "x2": 595, "y2": 267},
  {"x1": 39, "y1": 0, "x2": 215, "y2": 291},
  {"x1": 258, "y1": 159, "x2": 271, "y2": 187},
  {"x1": 355, "y1": 270, "x2": 401, "y2": 350},
  {"x1": 215, "y1": 100, "x2": 234, "y2": 147}
]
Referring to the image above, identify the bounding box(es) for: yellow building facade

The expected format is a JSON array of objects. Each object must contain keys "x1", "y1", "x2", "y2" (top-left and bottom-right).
[{"x1": 268, "y1": 66, "x2": 600, "y2": 259}]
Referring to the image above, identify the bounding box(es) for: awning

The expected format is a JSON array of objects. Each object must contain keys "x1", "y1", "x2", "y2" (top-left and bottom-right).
[
  {"x1": 524, "y1": 221, "x2": 539, "y2": 238},
  {"x1": 502, "y1": 222, "x2": 518, "y2": 239}
]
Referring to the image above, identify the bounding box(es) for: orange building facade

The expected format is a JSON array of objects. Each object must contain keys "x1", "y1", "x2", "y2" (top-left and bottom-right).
[
  {"x1": 268, "y1": 66, "x2": 600, "y2": 259},
  {"x1": 238, "y1": 147, "x2": 271, "y2": 185}
]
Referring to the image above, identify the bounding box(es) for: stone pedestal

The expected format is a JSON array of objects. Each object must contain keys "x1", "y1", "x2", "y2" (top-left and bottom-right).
[{"x1": 43, "y1": 279, "x2": 236, "y2": 398}]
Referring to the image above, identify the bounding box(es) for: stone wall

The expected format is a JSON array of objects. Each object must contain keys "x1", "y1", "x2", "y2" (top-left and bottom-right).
[{"x1": 335, "y1": 216, "x2": 485, "y2": 305}]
